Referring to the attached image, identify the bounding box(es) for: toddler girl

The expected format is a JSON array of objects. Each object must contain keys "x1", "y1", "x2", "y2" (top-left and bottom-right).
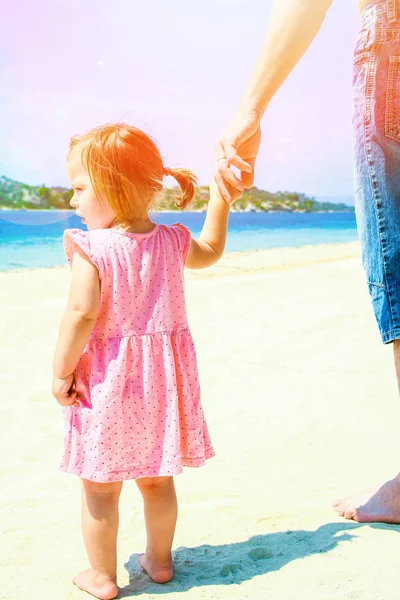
[{"x1": 52, "y1": 123, "x2": 241, "y2": 600}]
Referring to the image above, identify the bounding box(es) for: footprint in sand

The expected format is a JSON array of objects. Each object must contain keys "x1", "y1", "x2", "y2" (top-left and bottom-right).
[
  {"x1": 248, "y1": 548, "x2": 273, "y2": 561},
  {"x1": 220, "y1": 563, "x2": 243, "y2": 577},
  {"x1": 219, "y1": 547, "x2": 272, "y2": 577}
]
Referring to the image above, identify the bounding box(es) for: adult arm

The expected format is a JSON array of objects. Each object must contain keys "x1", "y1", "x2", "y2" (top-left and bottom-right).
[{"x1": 215, "y1": 0, "x2": 334, "y2": 201}]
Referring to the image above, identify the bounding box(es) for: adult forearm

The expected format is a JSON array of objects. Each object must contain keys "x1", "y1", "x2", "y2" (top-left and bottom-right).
[
  {"x1": 240, "y1": 0, "x2": 333, "y2": 115},
  {"x1": 53, "y1": 310, "x2": 96, "y2": 378}
]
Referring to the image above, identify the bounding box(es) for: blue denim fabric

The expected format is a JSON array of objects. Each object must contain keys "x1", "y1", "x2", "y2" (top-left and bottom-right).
[{"x1": 353, "y1": 0, "x2": 400, "y2": 343}]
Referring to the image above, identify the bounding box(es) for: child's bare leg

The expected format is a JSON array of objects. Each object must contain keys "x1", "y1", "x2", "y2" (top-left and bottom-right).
[
  {"x1": 136, "y1": 476, "x2": 177, "y2": 583},
  {"x1": 73, "y1": 479, "x2": 123, "y2": 600}
]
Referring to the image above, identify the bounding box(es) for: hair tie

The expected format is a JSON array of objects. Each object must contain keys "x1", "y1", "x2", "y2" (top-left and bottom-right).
[{"x1": 163, "y1": 167, "x2": 171, "y2": 177}]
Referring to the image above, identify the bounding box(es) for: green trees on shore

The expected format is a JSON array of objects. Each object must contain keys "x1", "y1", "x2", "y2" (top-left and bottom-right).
[{"x1": 0, "y1": 175, "x2": 354, "y2": 213}]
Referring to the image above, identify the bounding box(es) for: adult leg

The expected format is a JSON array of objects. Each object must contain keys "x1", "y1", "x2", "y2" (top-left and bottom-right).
[
  {"x1": 334, "y1": 0, "x2": 400, "y2": 523},
  {"x1": 394, "y1": 339, "x2": 400, "y2": 390},
  {"x1": 136, "y1": 476, "x2": 177, "y2": 583},
  {"x1": 334, "y1": 342, "x2": 400, "y2": 522},
  {"x1": 73, "y1": 479, "x2": 122, "y2": 600}
]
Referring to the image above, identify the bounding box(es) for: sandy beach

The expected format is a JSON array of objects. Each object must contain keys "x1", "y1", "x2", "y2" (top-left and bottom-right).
[{"x1": 2, "y1": 240, "x2": 400, "y2": 600}]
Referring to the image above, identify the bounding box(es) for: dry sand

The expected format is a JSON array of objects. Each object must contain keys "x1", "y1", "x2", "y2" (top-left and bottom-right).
[{"x1": 1, "y1": 240, "x2": 400, "y2": 600}]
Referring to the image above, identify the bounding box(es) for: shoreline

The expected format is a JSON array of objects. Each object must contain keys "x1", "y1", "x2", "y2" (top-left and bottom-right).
[
  {"x1": 0, "y1": 207, "x2": 355, "y2": 214},
  {"x1": 0, "y1": 240, "x2": 361, "y2": 277}
]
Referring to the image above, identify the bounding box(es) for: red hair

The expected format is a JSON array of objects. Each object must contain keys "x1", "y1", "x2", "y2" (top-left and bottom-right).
[{"x1": 69, "y1": 123, "x2": 197, "y2": 223}]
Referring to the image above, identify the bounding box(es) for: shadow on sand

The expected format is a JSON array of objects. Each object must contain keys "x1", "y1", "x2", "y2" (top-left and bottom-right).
[{"x1": 117, "y1": 521, "x2": 398, "y2": 597}]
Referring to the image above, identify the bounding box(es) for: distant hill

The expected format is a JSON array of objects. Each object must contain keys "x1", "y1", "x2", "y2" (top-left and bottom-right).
[
  {"x1": 316, "y1": 195, "x2": 355, "y2": 207},
  {"x1": 0, "y1": 175, "x2": 71, "y2": 210},
  {"x1": 0, "y1": 175, "x2": 354, "y2": 213}
]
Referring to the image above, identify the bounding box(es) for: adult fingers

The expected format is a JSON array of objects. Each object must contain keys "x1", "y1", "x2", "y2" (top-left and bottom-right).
[
  {"x1": 224, "y1": 144, "x2": 252, "y2": 174},
  {"x1": 229, "y1": 155, "x2": 253, "y2": 173},
  {"x1": 241, "y1": 157, "x2": 257, "y2": 189},
  {"x1": 217, "y1": 158, "x2": 245, "y2": 192},
  {"x1": 216, "y1": 144, "x2": 246, "y2": 192},
  {"x1": 214, "y1": 141, "x2": 231, "y2": 202}
]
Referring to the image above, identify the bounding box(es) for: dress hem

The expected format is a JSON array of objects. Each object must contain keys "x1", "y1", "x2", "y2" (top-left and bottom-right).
[{"x1": 59, "y1": 450, "x2": 215, "y2": 482}]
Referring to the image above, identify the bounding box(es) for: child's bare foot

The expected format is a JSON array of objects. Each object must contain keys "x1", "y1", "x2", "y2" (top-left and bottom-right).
[
  {"x1": 73, "y1": 569, "x2": 118, "y2": 600},
  {"x1": 138, "y1": 553, "x2": 173, "y2": 583}
]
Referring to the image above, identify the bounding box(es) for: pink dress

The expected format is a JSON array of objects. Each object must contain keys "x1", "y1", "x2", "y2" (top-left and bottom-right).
[{"x1": 60, "y1": 223, "x2": 214, "y2": 483}]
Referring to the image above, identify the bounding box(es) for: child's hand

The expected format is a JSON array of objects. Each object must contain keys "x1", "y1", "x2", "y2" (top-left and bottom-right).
[
  {"x1": 52, "y1": 374, "x2": 80, "y2": 407},
  {"x1": 214, "y1": 111, "x2": 261, "y2": 203},
  {"x1": 210, "y1": 177, "x2": 242, "y2": 206}
]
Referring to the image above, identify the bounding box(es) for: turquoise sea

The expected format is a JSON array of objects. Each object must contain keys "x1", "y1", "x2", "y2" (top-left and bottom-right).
[{"x1": 0, "y1": 210, "x2": 358, "y2": 271}]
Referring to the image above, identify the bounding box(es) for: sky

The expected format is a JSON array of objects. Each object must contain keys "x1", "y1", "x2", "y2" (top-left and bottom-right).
[{"x1": 1, "y1": 0, "x2": 360, "y2": 199}]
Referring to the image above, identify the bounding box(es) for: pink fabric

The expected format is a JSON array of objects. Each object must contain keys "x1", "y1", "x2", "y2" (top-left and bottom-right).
[{"x1": 60, "y1": 223, "x2": 214, "y2": 482}]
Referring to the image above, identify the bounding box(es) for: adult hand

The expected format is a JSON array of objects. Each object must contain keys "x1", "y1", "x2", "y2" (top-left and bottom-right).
[
  {"x1": 52, "y1": 373, "x2": 79, "y2": 407},
  {"x1": 214, "y1": 108, "x2": 262, "y2": 203}
]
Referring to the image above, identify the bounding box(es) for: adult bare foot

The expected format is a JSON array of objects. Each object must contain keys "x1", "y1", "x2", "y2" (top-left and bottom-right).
[
  {"x1": 138, "y1": 553, "x2": 173, "y2": 583},
  {"x1": 333, "y1": 474, "x2": 400, "y2": 523},
  {"x1": 73, "y1": 569, "x2": 118, "y2": 600}
]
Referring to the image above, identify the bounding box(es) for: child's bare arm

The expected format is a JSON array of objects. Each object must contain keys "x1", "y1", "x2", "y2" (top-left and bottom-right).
[
  {"x1": 53, "y1": 246, "x2": 100, "y2": 381},
  {"x1": 185, "y1": 179, "x2": 241, "y2": 269}
]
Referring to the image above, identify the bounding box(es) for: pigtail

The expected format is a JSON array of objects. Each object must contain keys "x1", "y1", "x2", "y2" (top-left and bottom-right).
[{"x1": 164, "y1": 167, "x2": 198, "y2": 209}]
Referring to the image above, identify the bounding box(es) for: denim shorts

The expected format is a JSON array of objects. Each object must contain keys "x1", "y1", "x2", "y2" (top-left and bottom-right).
[{"x1": 353, "y1": 0, "x2": 400, "y2": 343}]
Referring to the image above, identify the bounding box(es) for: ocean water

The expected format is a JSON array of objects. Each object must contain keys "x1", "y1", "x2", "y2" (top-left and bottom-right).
[{"x1": 0, "y1": 210, "x2": 358, "y2": 271}]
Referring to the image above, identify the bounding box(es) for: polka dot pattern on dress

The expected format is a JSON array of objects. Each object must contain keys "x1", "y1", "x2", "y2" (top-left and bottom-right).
[{"x1": 60, "y1": 223, "x2": 214, "y2": 483}]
